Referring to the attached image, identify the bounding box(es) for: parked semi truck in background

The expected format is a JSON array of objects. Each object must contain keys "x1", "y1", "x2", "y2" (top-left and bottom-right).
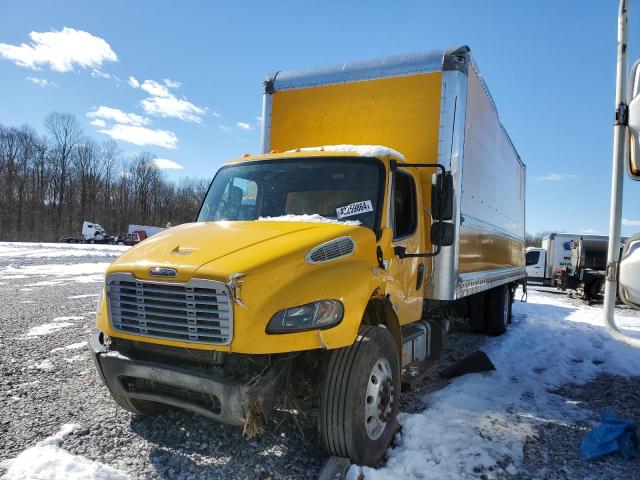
[
  {"x1": 527, "y1": 233, "x2": 626, "y2": 302},
  {"x1": 90, "y1": 46, "x2": 525, "y2": 466},
  {"x1": 525, "y1": 233, "x2": 611, "y2": 284},
  {"x1": 554, "y1": 236, "x2": 618, "y2": 302},
  {"x1": 62, "y1": 220, "x2": 110, "y2": 244}
]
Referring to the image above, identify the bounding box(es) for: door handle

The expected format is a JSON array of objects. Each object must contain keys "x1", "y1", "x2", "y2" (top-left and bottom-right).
[{"x1": 416, "y1": 263, "x2": 425, "y2": 290}]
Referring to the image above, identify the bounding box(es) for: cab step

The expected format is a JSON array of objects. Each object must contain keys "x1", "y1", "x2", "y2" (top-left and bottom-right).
[{"x1": 400, "y1": 319, "x2": 445, "y2": 392}]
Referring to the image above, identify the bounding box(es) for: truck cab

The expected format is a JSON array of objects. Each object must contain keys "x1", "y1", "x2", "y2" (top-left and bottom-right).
[
  {"x1": 525, "y1": 247, "x2": 546, "y2": 283},
  {"x1": 91, "y1": 47, "x2": 525, "y2": 467},
  {"x1": 82, "y1": 221, "x2": 107, "y2": 243}
]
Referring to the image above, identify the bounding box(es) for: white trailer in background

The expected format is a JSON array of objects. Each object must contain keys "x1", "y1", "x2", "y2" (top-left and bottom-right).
[{"x1": 526, "y1": 233, "x2": 608, "y2": 284}]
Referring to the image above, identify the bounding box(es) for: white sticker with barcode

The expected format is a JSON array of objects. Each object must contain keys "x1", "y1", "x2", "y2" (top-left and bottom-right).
[{"x1": 336, "y1": 200, "x2": 373, "y2": 219}]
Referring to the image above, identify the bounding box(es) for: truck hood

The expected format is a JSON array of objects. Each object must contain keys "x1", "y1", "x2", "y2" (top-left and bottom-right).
[{"x1": 108, "y1": 221, "x2": 366, "y2": 282}]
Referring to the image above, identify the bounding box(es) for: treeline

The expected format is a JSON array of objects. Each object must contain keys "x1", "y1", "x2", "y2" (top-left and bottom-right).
[
  {"x1": 525, "y1": 232, "x2": 547, "y2": 247},
  {"x1": 0, "y1": 112, "x2": 210, "y2": 242}
]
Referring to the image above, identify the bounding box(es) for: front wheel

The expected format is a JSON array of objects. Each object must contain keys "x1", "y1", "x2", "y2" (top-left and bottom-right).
[{"x1": 319, "y1": 325, "x2": 400, "y2": 466}]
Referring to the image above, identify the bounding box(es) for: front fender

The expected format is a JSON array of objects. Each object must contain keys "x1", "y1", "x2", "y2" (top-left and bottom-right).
[{"x1": 230, "y1": 260, "x2": 385, "y2": 353}]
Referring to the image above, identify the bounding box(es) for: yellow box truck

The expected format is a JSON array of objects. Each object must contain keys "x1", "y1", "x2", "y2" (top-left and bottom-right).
[{"x1": 91, "y1": 46, "x2": 525, "y2": 466}]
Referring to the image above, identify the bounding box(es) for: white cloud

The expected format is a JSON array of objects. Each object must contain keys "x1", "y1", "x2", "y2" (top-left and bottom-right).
[
  {"x1": 622, "y1": 218, "x2": 640, "y2": 226},
  {"x1": 90, "y1": 119, "x2": 106, "y2": 128},
  {"x1": 87, "y1": 106, "x2": 150, "y2": 126},
  {"x1": 140, "y1": 79, "x2": 170, "y2": 97},
  {"x1": 581, "y1": 228, "x2": 604, "y2": 234},
  {"x1": 26, "y1": 76, "x2": 57, "y2": 87},
  {"x1": 236, "y1": 122, "x2": 253, "y2": 130},
  {"x1": 154, "y1": 158, "x2": 184, "y2": 170},
  {"x1": 98, "y1": 124, "x2": 178, "y2": 149},
  {"x1": 163, "y1": 78, "x2": 181, "y2": 88},
  {"x1": 134, "y1": 79, "x2": 206, "y2": 123},
  {"x1": 0, "y1": 27, "x2": 117, "y2": 72},
  {"x1": 218, "y1": 125, "x2": 231, "y2": 133},
  {"x1": 90, "y1": 69, "x2": 117, "y2": 81},
  {"x1": 212, "y1": 111, "x2": 222, "y2": 118},
  {"x1": 128, "y1": 76, "x2": 140, "y2": 88},
  {"x1": 534, "y1": 173, "x2": 578, "y2": 182}
]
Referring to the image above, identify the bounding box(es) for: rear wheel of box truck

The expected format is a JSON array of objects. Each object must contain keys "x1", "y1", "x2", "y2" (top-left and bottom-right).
[
  {"x1": 319, "y1": 325, "x2": 400, "y2": 467},
  {"x1": 486, "y1": 285, "x2": 511, "y2": 336},
  {"x1": 468, "y1": 292, "x2": 487, "y2": 333}
]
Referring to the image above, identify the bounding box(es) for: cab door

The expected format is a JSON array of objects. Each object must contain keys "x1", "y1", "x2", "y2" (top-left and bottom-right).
[
  {"x1": 385, "y1": 169, "x2": 426, "y2": 325},
  {"x1": 526, "y1": 249, "x2": 546, "y2": 282}
]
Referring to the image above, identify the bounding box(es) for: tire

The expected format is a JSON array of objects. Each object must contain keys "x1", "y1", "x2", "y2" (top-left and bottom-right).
[
  {"x1": 111, "y1": 392, "x2": 166, "y2": 416},
  {"x1": 468, "y1": 292, "x2": 487, "y2": 333},
  {"x1": 588, "y1": 279, "x2": 605, "y2": 302},
  {"x1": 486, "y1": 285, "x2": 510, "y2": 336},
  {"x1": 507, "y1": 286, "x2": 515, "y2": 324},
  {"x1": 319, "y1": 325, "x2": 400, "y2": 467}
]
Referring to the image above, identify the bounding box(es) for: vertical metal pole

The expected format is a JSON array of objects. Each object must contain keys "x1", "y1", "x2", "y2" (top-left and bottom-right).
[{"x1": 604, "y1": 0, "x2": 640, "y2": 348}]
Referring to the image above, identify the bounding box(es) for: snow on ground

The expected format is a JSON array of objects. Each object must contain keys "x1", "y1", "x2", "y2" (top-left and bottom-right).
[
  {"x1": 352, "y1": 290, "x2": 640, "y2": 479},
  {"x1": 50, "y1": 341, "x2": 88, "y2": 354},
  {"x1": 27, "y1": 359, "x2": 55, "y2": 371},
  {"x1": 1, "y1": 424, "x2": 129, "y2": 480},
  {"x1": 1, "y1": 262, "x2": 111, "y2": 286},
  {"x1": 0, "y1": 263, "x2": 109, "y2": 291},
  {"x1": 0, "y1": 242, "x2": 129, "y2": 259},
  {"x1": 23, "y1": 316, "x2": 84, "y2": 338},
  {"x1": 0, "y1": 242, "x2": 127, "y2": 286}
]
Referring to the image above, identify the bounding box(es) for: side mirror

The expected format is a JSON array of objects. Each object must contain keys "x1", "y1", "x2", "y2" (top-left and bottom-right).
[
  {"x1": 619, "y1": 234, "x2": 640, "y2": 309},
  {"x1": 431, "y1": 171, "x2": 453, "y2": 220},
  {"x1": 627, "y1": 59, "x2": 640, "y2": 180}
]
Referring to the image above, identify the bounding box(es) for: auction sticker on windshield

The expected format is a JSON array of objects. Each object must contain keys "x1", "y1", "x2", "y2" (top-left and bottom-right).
[{"x1": 336, "y1": 200, "x2": 373, "y2": 219}]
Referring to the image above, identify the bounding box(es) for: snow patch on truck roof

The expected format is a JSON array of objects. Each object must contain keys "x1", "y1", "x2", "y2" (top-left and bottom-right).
[
  {"x1": 258, "y1": 214, "x2": 361, "y2": 226},
  {"x1": 287, "y1": 145, "x2": 405, "y2": 160}
]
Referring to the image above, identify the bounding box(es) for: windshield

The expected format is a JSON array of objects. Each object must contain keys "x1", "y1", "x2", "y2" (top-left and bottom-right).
[{"x1": 197, "y1": 158, "x2": 384, "y2": 232}]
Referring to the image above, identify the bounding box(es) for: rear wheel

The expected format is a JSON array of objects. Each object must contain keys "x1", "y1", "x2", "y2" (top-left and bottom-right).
[
  {"x1": 468, "y1": 292, "x2": 487, "y2": 333},
  {"x1": 486, "y1": 285, "x2": 510, "y2": 336},
  {"x1": 588, "y1": 278, "x2": 605, "y2": 302},
  {"x1": 319, "y1": 325, "x2": 400, "y2": 466}
]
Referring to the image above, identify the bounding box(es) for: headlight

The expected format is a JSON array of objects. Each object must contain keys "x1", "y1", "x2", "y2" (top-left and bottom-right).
[{"x1": 266, "y1": 300, "x2": 344, "y2": 334}]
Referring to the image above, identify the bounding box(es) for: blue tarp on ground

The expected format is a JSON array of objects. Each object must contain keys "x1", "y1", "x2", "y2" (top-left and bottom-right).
[{"x1": 580, "y1": 410, "x2": 639, "y2": 461}]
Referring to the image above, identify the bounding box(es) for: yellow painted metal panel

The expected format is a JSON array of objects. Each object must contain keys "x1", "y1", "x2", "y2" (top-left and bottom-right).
[
  {"x1": 270, "y1": 73, "x2": 442, "y2": 168},
  {"x1": 98, "y1": 221, "x2": 385, "y2": 353},
  {"x1": 458, "y1": 226, "x2": 525, "y2": 273}
]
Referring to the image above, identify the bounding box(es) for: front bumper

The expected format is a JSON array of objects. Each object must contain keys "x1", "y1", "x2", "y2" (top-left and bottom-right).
[{"x1": 90, "y1": 332, "x2": 288, "y2": 425}]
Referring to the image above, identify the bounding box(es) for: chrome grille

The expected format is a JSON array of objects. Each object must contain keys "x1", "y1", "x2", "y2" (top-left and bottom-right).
[
  {"x1": 106, "y1": 273, "x2": 232, "y2": 345},
  {"x1": 306, "y1": 236, "x2": 355, "y2": 264}
]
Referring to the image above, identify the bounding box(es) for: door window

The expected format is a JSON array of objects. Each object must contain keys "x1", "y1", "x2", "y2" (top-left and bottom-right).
[
  {"x1": 526, "y1": 250, "x2": 540, "y2": 266},
  {"x1": 392, "y1": 171, "x2": 417, "y2": 239}
]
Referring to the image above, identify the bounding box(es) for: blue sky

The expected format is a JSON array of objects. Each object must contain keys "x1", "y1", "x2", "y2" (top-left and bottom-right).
[{"x1": 1, "y1": 0, "x2": 639, "y2": 236}]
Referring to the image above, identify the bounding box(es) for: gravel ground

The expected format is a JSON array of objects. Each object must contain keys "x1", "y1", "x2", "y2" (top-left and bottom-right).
[
  {"x1": 516, "y1": 288, "x2": 640, "y2": 480},
  {"x1": 1, "y1": 253, "x2": 639, "y2": 479}
]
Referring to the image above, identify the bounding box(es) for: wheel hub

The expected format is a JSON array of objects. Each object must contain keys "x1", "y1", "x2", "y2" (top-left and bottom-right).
[{"x1": 364, "y1": 357, "x2": 394, "y2": 440}]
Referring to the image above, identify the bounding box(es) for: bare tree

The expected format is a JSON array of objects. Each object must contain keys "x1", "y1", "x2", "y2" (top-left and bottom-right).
[
  {"x1": 0, "y1": 114, "x2": 211, "y2": 242},
  {"x1": 44, "y1": 112, "x2": 82, "y2": 236}
]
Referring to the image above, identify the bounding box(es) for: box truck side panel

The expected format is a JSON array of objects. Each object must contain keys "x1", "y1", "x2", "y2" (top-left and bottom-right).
[
  {"x1": 458, "y1": 65, "x2": 525, "y2": 274},
  {"x1": 269, "y1": 71, "x2": 443, "y2": 254}
]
